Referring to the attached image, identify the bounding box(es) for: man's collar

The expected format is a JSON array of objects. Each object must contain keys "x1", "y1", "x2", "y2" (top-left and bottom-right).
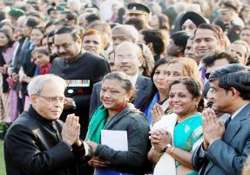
[
  {"x1": 128, "y1": 73, "x2": 138, "y2": 87},
  {"x1": 231, "y1": 102, "x2": 250, "y2": 120},
  {"x1": 28, "y1": 105, "x2": 53, "y2": 124},
  {"x1": 64, "y1": 51, "x2": 82, "y2": 64}
]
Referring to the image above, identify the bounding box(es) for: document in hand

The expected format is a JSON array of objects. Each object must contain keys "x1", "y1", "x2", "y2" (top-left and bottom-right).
[
  {"x1": 101, "y1": 130, "x2": 128, "y2": 151},
  {"x1": 94, "y1": 130, "x2": 133, "y2": 175}
]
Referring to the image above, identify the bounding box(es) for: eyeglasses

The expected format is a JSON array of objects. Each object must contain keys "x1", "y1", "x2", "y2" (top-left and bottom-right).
[{"x1": 38, "y1": 95, "x2": 65, "y2": 103}]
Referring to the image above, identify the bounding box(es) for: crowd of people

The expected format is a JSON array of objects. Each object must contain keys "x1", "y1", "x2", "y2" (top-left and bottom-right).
[{"x1": 1, "y1": 0, "x2": 250, "y2": 175}]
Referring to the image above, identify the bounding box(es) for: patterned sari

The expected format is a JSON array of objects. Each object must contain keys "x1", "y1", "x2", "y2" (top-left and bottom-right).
[
  {"x1": 152, "y1": 113, "x2": 203, "y2": 175},
  {"x1": 174, "y1": 113, "x2": 203, "y2": 175}
]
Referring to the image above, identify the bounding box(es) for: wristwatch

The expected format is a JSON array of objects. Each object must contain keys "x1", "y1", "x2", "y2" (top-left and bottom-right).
[{"x1": 161, "y1": 144, "x2": 172, "y2": 153}]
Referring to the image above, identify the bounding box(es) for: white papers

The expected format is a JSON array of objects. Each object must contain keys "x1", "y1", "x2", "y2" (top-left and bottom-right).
[
  {"x1": 95, "y1": 130, "x2": 132, "y2": 175},
  {"x1": 101, "y1": 130, "x2": 128, "y2": 151}
]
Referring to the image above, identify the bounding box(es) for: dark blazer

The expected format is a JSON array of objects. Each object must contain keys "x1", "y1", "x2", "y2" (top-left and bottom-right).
[
  {"x1": 94, "y1": 107, "x2": 150, "y2": 174},
  {"x1": 4, "y1": 107, "x2": 86, "y2": 175},
  {"x1": 50, "y1": 52, "x2": 110, "y2": 137},
  {"x1": 192, "y1": 103, "x2": 250, "y2": 175},
  {"x1": 89, "y1": 75, "x2": 153, "y2": 117}
]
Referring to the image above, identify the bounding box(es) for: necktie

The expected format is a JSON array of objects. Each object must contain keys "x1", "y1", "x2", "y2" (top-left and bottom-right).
[{"x1": 224, "y1": 117, "x2": 231, "y2": 129}]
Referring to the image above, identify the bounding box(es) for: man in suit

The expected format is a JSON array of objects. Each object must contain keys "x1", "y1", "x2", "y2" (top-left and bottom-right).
[
  {"x1": 50, "y1": 27, "x2": 110, "y2": 137},
  {"x1": 89, "y1": 41, "x2": 153, "y2": 116},
  {"x1": 4, "y1": 74, "x2": 91, "y2": 175},
  {"x1": 192, "y1": 64, "x2": 250, "y2": 175}
]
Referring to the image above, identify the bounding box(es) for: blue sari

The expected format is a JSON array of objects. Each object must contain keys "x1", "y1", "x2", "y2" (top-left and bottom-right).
[
  {"x1": 144, "y1": 93, "x2": 160, "y2": 125},
  {"x1": 144, "y1": 92, "x2": 169, "y2": 125}
]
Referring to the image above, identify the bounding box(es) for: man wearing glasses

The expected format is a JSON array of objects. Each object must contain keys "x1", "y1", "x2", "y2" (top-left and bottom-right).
[
  {"x1": 4, "y1": 74, "x2": 92, "y2": 175},
  {"x1": 192, "y1": 64, "x2": 250, "y2": 175}
]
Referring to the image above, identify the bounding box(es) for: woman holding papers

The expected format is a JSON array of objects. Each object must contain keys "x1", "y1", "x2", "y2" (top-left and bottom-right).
[
  {"x1": 86, "y1": 72, "x2": 150, "y2": 175},
  {"x1": 148, "y1": 78, "x2": 203, "y2": 175}
]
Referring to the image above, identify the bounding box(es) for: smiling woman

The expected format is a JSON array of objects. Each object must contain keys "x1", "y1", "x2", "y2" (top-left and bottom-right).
[
  {"x1": 144, "y1": 58, "x2": 201, "y2": 125},
  {"x1": 148, "y1": 78, "x2": 203, "y2": 175},
  {"x1": 86, "y1": 71, "x2": 150, "y2": 174},
  {"x1": 30, "y1": 27, "x2": 44, "y2": 47}
]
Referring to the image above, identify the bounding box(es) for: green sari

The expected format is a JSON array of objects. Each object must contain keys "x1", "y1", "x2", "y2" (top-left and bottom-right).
[
  {"x1": 174, "y1": 113, "x2": 203, "y2": 175},
  {"x1": 86, "y1": 105, "x2": 107, "y2": 143}
]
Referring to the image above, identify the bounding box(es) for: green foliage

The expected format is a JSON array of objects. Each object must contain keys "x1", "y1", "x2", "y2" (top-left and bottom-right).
[{"x1": 0, "y1": 140, "x2": 6, "y2": 175}]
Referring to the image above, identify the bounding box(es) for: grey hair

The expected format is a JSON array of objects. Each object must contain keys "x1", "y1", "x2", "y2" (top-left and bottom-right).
[
  {"x1": 27, "y1": 74, "x2": 66, "y2": 96},
  {"x1": 115, "y1": 41, "x2": 141, "y2": 58},
  {"x1": 112, "y1": 24, "x2": 139, "y2": 43}
]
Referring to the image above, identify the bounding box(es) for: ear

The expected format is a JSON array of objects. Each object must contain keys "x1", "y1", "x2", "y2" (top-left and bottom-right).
[
  {"x1": 76, "y1": 37, "x2": 82, "y2": 45},
  {"x1": 30, "y1": 95, "x2": 38, "y2": 105},
  {"x1": 230, "y1": 87, "x2": 240, "y2": 98},
  {"x1": 177, "y1": 46, "x2": 184, "y2": 52},
  {"x1": 138, "y1": 54, "x2": 144, "y2": 67},
  {"x1": 127, "y1": 90, "x2": 134, "y2": 101},
  {"x1": 193, "y1": 96, "x2": 201, "y2": 106},
  {"x1": 147, "y1": 42, "x2": 153, "y2": 51}
]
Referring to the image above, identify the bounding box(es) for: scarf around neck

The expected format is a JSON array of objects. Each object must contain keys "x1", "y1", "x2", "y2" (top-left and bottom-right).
[{"x1": 86, "y1": 105, "x2": 107, "y2": 143}]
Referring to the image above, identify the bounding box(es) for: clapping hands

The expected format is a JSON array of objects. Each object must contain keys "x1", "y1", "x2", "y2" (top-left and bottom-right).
[
  {"x1": 202, "y1": 108, "x2": 225, "y2": 149},
  {"x1": 149, "y1": 129, "x2": 172, "y2": 152},
  {"x1": 151, "y1": 103, "x2": 164, "y2": 124},
  {"x1": 61, "y1": 114, "x2": 80, "y2": 146}
]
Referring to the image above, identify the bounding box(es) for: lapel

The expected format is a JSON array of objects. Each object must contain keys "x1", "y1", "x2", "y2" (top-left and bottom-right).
[
  {"x1": 202, "y1": 160, "x2": 213, "y2": 175},
  {"x1": 134, "y1": 76, "x2": 147, "y2": 105},
  {"x1": 204, "y1": 104, "x2": 250, "y2": 175},
  {"x1": 135, "y1": 75, "x2": 147, "y2": 91},
  {"x1": 224, "y1": 103, "x2": 250, "y2": 143}
]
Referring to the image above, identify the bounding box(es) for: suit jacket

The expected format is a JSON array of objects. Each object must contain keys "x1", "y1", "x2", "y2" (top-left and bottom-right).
[
  {"x1": 4, "y1": 107, "x2": 86, "y2": 175},
  {"x1": 50, "y1": 52, "x2": 110, "y2": 137},
  {"x1": 192, "y1": 103, "x2": 250, "y2": 175},
  {"x1": 89, "y1": 75, "x2": 153, "y2": 117},
  {"x1": 95, "y1": 107, "x2": 150, "y2": 174}
]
